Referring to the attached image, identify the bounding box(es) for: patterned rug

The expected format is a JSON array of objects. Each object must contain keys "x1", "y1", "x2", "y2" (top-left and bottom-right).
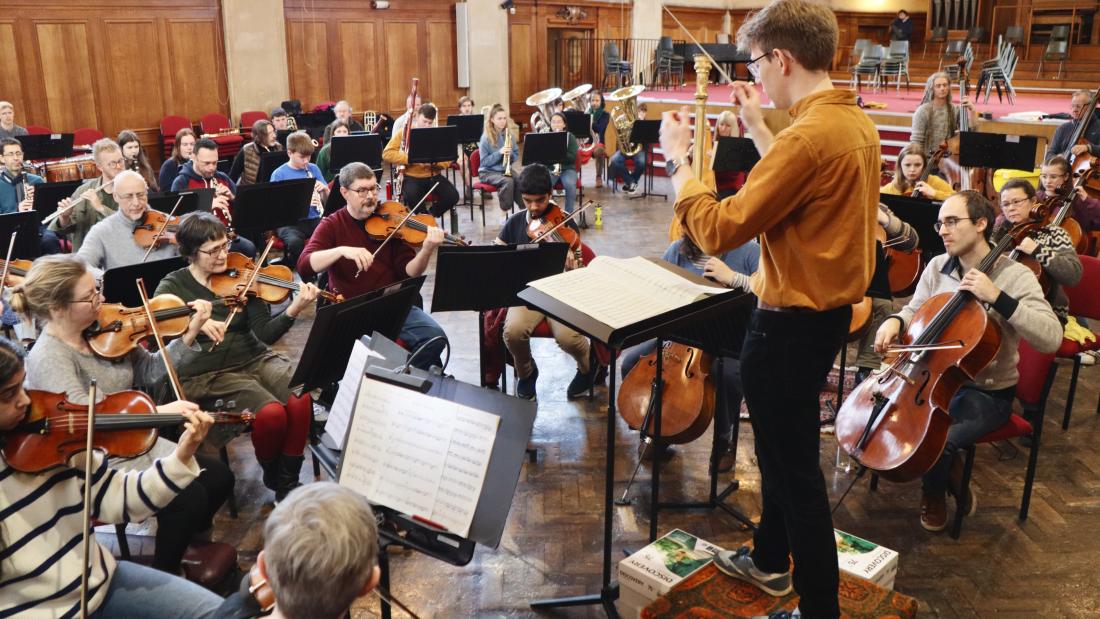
[
  {"x1": 738, "y1": 366, "x2": 859, "y2": 428},
  {"x1": 642, "y1": 564, "x2": 918, "y2": 619}
]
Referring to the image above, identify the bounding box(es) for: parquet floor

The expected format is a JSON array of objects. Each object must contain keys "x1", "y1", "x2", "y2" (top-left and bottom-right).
[{"x1": 208, "y1": 177, "x2": 1100, "y2": 618}]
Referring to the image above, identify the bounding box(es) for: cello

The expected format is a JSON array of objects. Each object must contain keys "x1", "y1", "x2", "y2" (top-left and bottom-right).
[{"x1": 835, "y1": 218, "x2": 1041, "y2": 482}]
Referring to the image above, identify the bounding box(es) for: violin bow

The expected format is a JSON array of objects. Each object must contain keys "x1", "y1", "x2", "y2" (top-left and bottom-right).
[
  {"x1": 141, "y1": 194, "x2": 185, "y2": 263},
  {"x1": 211, "y1": 237, "x2": 277, "y2": 351},
  {"x1": 136, "y1": 278, "x2": 187, "y2": 401},
  {"x1": 78, "y1": 380, "x2": 98, "y2": 619},
  {"x1": 356, "y1": 182, "x2": 439, "y2": 278},
  {"x1": 530, "y1": 200, "x2": 597, "y2": 244},
  {"x1": 0, "y1": 231, "x2": 17, "y2": 292}
]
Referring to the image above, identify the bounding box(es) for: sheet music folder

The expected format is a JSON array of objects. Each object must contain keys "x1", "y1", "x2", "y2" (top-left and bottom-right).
[
  {"x1": 517, "y1": 258, "x2": 754, "y2": 351},
  {"x1": 335, "y1": 333, "x2": 535, "y2": 551}
]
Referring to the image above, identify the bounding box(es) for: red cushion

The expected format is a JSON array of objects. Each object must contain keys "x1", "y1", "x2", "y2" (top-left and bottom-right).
[
  {"x1": 1056, "y1": 335, "x2": 1100, "y2": 358},
  {"x1": 976, "y1": 413, "x2": 1033, "y2": 444},
  {"x1": 474, "y1": 182, "x2": 498, "y2": 194},
  {"x1": 531, "y1": 320, "x2": 553, "y2": 339}
]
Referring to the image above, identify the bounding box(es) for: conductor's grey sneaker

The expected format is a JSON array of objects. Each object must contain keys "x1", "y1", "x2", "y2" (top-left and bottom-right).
[{"x1": 714, "y1": 546, "x2": 793, "y2": 596}]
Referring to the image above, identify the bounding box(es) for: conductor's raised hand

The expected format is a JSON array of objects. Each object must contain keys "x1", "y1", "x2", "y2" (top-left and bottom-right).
[
  {"x1": 659, "y1": 106, "x2": 693, "y2": 161},
  {"x1": 730, "y1": 81, "x2": 763, "y2": 129}
]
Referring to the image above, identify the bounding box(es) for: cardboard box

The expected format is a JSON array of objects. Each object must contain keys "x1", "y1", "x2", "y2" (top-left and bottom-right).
[
  {"x1": 835, "y1": 529, "x2": 899, "y2": 590},
  {"x1": 617, "y1": 529, "x2": 723, "y2": 616}
]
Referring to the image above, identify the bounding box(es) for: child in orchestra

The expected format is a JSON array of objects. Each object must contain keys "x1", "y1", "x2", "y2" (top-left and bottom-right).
[
  {"x1": 383, "y1": 103, "x2": 460, "y2": 218},
  {"x1": 608, "y1": 103, "x2": 650, "y2": 195},
  {"x1": 270, "y1": 131, "x2": 330, "y2": 269},
  {"x1": 156, "y1": 212, "x2": 320, "y2": 502},
  {"x1": 271, "y1": 108, "x2": 290, "y2": 132},
  {"x1": 76, "y1": 170, "x2": 179, "y2": 277},
  {"x1": 118, "y1": 129, "x2": 159, "y2": 191},
  {"x1": 298, "y1": 163, "x2": 448, "y2": 371},
  {"x1": 0, "y1": 137, "x2": 61, "y2": 254},
  {"x1": 1037, "y1": 155, "x2": 1100, "y2": 234},
  {"x1": 0, "y1": 337, "x2": 225, "y2": 618},
  {"x1": 231, "y1": 119, "x2": 284, "y2": 186},
  {"x1": 911, "y1": 72, "x2": 980, "y2": 163},
  {"x1": 495, "y1": 164, "x2": 596, "y2": 400},
  {"x1": 50, "y1": 138, "x2": 124, "y2": 252},
  {"x1": 851, "y1": 204, "x2": 921, "y2": 385},
  {"x1": 620, "y1": 234, "x2": 759, "y2": 469},
  {"x1": 880, "y1": 143, "x2": 953, "y2": 200},
  {"x1": 548, "y1": 112, "x2": 580, "y2": 214},
  {"x1": 458, "y1": 95, "x2": 478, "y2": 187},
  {"x1": 0, "y1": 101, "x2": 28, "y2": 140},
  {"x1": 214, "y1": 482, "x2": 381, "y2": 619},
  {"x1": 158, "y1": 127, "x2": 196, "y2": 192},
  {"x1": 587, "y1": 91, "x2": 609, "y2": 186},
  {"x1": 170, "y1": 137, "x2": 258, "y2": 258},
  {"x1": 875, "y1": 191, "x2": 1061, "y2": 531},
  {"x1": 477, "y1": 103, "x2": 522, "y2": 223},
  {"x1": 316, "y1": 120, "x2": 349, "y2": 184},
  {"x1": 10, "y1": 254, "x2": 234, "y2": 577}
]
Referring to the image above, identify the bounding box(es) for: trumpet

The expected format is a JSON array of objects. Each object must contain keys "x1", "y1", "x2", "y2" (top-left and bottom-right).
[
  {"x1": 526, "y1": 87, "x2": 562, "y2": 133},
  {"x1": 606, "y1": 84, "x2": 645, "y2": 157},
  {"x1": 503, "y1": 126, "x2": 513, "y2": 177}
]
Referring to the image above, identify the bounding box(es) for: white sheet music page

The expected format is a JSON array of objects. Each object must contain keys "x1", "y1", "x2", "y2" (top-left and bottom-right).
[
  {"x1": 430, "y1": 405, "x2": 499, "y2": 536},
  {"x1": 527, "y1": 256, "x2": 723, "y2": 329},
  {"x1": 324, "y1": 338, "x2": 372, "y2": 449}
]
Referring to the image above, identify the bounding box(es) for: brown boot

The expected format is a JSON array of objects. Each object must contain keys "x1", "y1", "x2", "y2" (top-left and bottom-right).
[
  {"x1": 716, "y1": 445, "x2": 736, "y2": 473},
  {"x1": 920, "y1": 491, "x2": 948, "y2": 532},
  {"x1": 948, "y1": 453, "x2": 977, "y2": 517}
]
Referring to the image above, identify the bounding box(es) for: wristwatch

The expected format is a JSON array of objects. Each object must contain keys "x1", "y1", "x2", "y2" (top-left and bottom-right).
[{"x1": 665, "y1": 155, "x2": 691, "y2": 178}]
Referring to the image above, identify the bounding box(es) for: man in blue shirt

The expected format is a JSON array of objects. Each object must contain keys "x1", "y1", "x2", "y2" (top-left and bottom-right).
[
  {"x1": 620, "y1": 234, "x2": 760, "y2": 470},
  {"x1": 0, "y1": 137, "x2": 61, "y2": 254},
  {"x1": 270, "y1": 131, "x2": 330, "y2": 269}
]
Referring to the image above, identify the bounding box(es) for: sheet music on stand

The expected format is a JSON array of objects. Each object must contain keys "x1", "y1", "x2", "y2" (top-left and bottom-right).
[{"x1": 338, "y1": 372, "x2": 500, "y2": 538}]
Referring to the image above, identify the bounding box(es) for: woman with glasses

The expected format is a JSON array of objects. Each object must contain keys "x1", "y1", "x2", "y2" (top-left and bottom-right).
[
  {"x1": 8, "y1": 253, "x2": 232, "y2": 578},
  {"x1": 156, "y1": 211, "x2": 321, "y2": 503},
  {"x1": 1037, "y1": 155, "x2": 1100, "y2": 235}
]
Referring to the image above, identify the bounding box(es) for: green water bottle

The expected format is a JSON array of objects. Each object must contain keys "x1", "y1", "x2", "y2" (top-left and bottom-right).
[{"x1": 594, "y1": 203, "x2": 603, "y2": 229}]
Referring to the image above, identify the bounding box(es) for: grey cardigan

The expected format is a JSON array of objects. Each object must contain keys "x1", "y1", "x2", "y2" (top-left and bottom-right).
[{"x1": 76, "y1": 209, "x2": 179, "y2": 279}]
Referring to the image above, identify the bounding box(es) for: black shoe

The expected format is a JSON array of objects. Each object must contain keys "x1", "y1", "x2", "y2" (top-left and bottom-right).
[
  {"x1": 258, "y1": 457, "x2": 278, "y2": 492},
  {"x1": 854, "y1": 366, "x2": 873, "y2": 385},
  {"x1": 516, "y1": 367, "x2": 538, "y2": 401},
  {"x1": 274, "y1": 454, "x2": 305, "y2": 503},
  {"x1": 566, "y1": 366, "x2": 598, "y2": 399}
]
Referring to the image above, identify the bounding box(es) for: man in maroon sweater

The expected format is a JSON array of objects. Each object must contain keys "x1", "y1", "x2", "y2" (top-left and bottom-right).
[{"x1": 297, "y1": 162, "x2": 447, "y2": 370}]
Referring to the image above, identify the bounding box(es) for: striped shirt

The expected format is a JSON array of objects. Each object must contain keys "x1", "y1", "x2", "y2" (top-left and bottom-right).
[{"x1": 0, "y1": 451, "x2": 200, "y2": 617}]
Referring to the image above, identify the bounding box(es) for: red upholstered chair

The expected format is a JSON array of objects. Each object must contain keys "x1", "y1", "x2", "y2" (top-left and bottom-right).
[
  {"x1": 25, "y1": 125, "x2": 51, "y2": 135},
  {"x1": 239, "y1": 110, "x2": 268, "y2": 129},
  {"x1": 160, "y1": 115, "x2": 192, "y2": 159},
  {"x1": 469, "y1": 149, "x2": 496, "y2": 224},
  {"x1": 200, "y1": 113, "x2": 244, "y2": 158},
  {"x1": 72, "y1": 127, "x2": 104, "y2": 146},
  {"x1": 1056, "y1": 254, "x2": 1100, "y2": 430},
  {"x1": 949, "y1": 340, "x2": 1058, "y2": 538}
]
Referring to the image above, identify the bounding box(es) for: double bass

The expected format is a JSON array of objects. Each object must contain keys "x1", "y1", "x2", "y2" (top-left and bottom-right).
[
  {"x1": 835, "y1": 219, "x2": 1040, "y2": 482},
  {"x1": 1061, "y1": 86, "x2": 1100, "y2": 199}
]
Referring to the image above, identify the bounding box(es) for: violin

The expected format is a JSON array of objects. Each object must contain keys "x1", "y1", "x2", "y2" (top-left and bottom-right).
[
  {"x1": 363, "y1": 201, "x2": 467, "y2": 247},
  {"x1": 83, "y1": 294, "x2": 197, "y2": 359},
  {"x1": 1044, "y1": 170, "x2": 1091, "y2": 254},
  {"x1": 835, "y1": 219, "x2": 1040, "y2": 482},
  {"x1": 527, "y1": 201, "x2": 598, "y2": 268},
  {"x1": 133, "y1": 209, "x2": 179, "y2": 249},
  {"x1": 208, "y1": 252, "x2": 343, "y2": 305},
  {"x1": 618, "y1": 342, "x2": 715, "y2": 445},
  {"x1": 2, "y1": 389, "x2": 252, "y2": 473},
  {"x1": 0, "y1": 257, "x2": 32, "y2": 287}
]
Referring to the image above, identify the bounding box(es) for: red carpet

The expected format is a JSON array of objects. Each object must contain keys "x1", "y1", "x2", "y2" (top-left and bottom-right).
[{"x1": 642, "y1": 83, "x2": 1070, "y2": 121}]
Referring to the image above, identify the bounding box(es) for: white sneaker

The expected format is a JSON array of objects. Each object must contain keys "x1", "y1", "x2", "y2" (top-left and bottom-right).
[{"x1": 1079, "y1": 351, "x2": 1099, "y2": 366}]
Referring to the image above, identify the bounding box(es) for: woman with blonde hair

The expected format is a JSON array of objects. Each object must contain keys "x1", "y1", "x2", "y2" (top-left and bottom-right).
[
  {"x1": 477, "y1": 103, "x2": 521, "y2": 222},
  {"x1": 881, "y1": 143, "x2": 953, "y2": 199}
]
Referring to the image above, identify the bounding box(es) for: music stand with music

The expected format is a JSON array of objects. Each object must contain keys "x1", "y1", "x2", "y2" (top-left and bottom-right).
[
  {"x1": 232, "y1": 178, "x2": 313, "y2": 239},
  {"x1": 958, "y1": 132, "x2": 1038, "y2": 171},
  {"x1": 445, "y1": 114, "x2": 484, "y2": 212},
  {"x1": 147, "y1": 188, "x2": 214, "y2": 216},
  {"x1": 101, "y1": 257, "x2": 188, "y2": 306},
  {"x1": 406, "y1": 126, "x2": 461, "y2": 231},
  {"x1": 31, "y1": 180, "x2": 81, "y2": 223},
  {"x1": 625, "y1": 119, "x2": 664, "y2": 200},
  {"x1": 329, "y1": 133, "x2": 383, "y2": 175},
  {"x1": 256, "y1": 150, "x2": 290, "y2": 183}
]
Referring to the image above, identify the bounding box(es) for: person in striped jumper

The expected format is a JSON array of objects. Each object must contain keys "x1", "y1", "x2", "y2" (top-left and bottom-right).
[{"x1": 0, "y1": 337, "x2": 224, "y2": 618}]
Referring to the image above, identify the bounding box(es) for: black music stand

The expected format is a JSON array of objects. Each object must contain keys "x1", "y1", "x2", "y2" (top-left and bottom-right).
[
  {"x1": 521, "y1": 131, "x2": 567, "y2": 166},
  {"x1": 275, "y1": 128, "x2": 292, "y2": 149},
  {"x1": 431, "y1": 243, "x2": 570, "y2": 391},
  {"x1": 518, "y1": 260, "x2": 754, "y2": 616},
  {"x1": 21, "y1": 134, "x2": 74, "y2": 160},
  {"x1": 446, "y1": 114, "x2": 484, "y2": 214},
  {"x1": 289, "y1": 277, "x2": 425, "y2": 393},
  {"x1": 627, "y1": 119, "x2": 664, "y2": 200},
  {"x1": 101, "y1": 257, "x2": 188, "y2": 305},
  {"x1": 310, "y1": 331, "x2": 534, "y2": 619},
  {"x1": 31, "y1": 180, "x2": 81, "y2": 223},
  {"x1": 406, "y1": 126, "x2": 459, "y2": 165},
  {"x1": 256, "y1": 150, "x2": 290, "y2": 183},
  {"x1": 329, "y1": 134, "x2": 383, "y2": 174},
  {"x1": 564, "y1": 110, "x2": 592, "y2": 142},
  {"x1": 232, "y1": 178, "x2": 313, "y2": 238},
  {"x1": 147, "y1": 188, "x2": 214, "y2": 215},
  {"x1": 0, "y1": 211, "x2": 45, "y2": 260},
  {"x1": 879, "y1": 193, "x2": 945, "y2": 258},
  {"x1": 958, "y1": 132, "x2": 1038, "y2": 171},
  {"x1": 713, "y1": 137, "x2": 760, "y2": 174}
]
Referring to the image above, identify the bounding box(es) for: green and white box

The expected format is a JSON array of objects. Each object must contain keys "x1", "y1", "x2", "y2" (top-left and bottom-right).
[
  {"x1": 835, "y1": 529, "x2": 899, "y2": 590},
  {"x1": 617, "y1": 529, "x2": 723, "y2": 617}
]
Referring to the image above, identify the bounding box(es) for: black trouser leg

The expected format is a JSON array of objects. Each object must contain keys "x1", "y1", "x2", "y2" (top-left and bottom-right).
[{"x1": 152, "y1": 453, "x2": 234, "y2": 573}]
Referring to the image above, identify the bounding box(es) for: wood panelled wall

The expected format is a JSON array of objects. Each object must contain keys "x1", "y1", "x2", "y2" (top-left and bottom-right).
[
  {"x1": 284, "y1": 0, "x2": 467, "y2": 118},
  {"x1": 0, "y1": 0, "x2": 228, "y2": 139}
]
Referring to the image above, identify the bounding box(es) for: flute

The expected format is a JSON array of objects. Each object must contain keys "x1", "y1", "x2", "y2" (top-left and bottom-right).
[{"x1": 41, "y1": 177, "x2": 116, "y2": 225}]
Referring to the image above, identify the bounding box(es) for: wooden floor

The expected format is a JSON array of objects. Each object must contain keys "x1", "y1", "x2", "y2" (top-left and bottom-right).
[{"x1": 206, "y1": 176, "x2": 1100, "y2": 618}]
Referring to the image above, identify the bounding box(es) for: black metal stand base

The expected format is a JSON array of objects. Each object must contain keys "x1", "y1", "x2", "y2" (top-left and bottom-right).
[
  {"x1": 531, "y1": 583, "x2": 620, "y2": 616},
  {"x1": 629, "y1": 146, "x2": 667, "y2": 201}
]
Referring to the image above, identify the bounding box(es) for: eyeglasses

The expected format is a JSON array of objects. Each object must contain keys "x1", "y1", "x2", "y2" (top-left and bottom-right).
[
  {"x1": 746, "y1": 51, "x2": 772, "y2": 79},
  {"x1": 933, "y1": 216, "x2": 973, "y2": 232},
  {"x1": 102, "y1": 158, "x2": 126, "y2": 169},
  {"x1": 71, "y1": 286, "x2": 102, "y2": 305},
  {"x1": 117, "y1": 191, "x2": 148, "y2": 204},
  {"x1": 1001, "y1": 197, "x2": 1032, "y2": 209},
  {"x1": 347, "y1": 185, "x2": 380, "y2": 197},
  {"x1": 197, "y1": 241, "x2": 231, "y2": 257}
]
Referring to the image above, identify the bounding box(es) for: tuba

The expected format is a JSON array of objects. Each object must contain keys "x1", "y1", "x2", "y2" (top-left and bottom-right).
[
  {"x1": 286, "y1": 115, "x2": 298, "y2": 131},
  {"x1": 526, "y1": 87, "x2": 562, "y2": 133},
  {"x1": 606, "y1": 84, "x2": 645, "y2": 157},
  {"x1": 563, "y1": 83, "x2": 600, "y2": 155}
]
